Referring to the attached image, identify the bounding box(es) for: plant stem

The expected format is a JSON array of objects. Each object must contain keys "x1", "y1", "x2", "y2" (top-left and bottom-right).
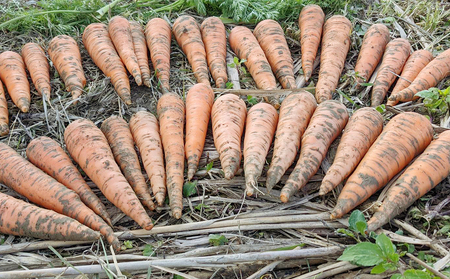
[{"x1": 0, "y1": 10, "x2": 94, "y2": 29}]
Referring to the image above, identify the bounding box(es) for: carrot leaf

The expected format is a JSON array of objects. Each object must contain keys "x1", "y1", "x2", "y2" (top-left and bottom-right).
[
  {"x1": 348, "y1": 210, "x2": 367, "y2": 235},
  {"x1": 209, "y1": 234, "x2": 228, "y2": 246},
  {"x1": 183, "y1": 181, "x2": 197, "y2": 197},
  {"x1": 143, "y1": 244, "x2": 155, "y2": 257}
]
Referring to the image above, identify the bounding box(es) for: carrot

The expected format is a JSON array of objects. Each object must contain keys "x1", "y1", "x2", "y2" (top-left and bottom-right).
[
  {"x1": 173, "y1": 15, "x2": 210, "y2": 85},
  {"x1": 108, "y1": 16, "x2": 142, "y2": 86},
  {"x1": 82, "y1": 23, "x2": 131, "y2": 105},
  {"x1": 266, "y1": 91, "x2": 317, "y2": 191},
  {"x1": 200, "y1": 17, "x2": 228, "y2": 88},
  {"x1": 48, "y1": 35, "x2": 86, "y2": 101},
  {"x1": 64, "y1": 118, "x2": 154, "y2": 230},
  {"x1": 0, "y1": 142, "x2": 119, "y2": 250},
  {"x1": 0, "y1": 192, "x2": 100, "y2": 241},
  {"x1": 145, "y1": 18, "x2": 172, "y2": 93},
  {"x1": 101, "y1": 116, "x2": 156, "y2": 211},
  {"x1": 211, "y1": 93, "x2": 247, "y2": 180},
  {"x1": 315, "y1": 15, "x2": 352, "y2": 103},
  {"x1": 330, "y1": 112, "x2": 433, "y2": 219},
  {"x1": 21, "y1": 42, "x2": 51, "y2": 100},
  {"x1": 298, "y1": 4, "x2": 325, "y2": 82},
  {"x1": 129, "y1": 111, "x2": 166, "y2": 206},
  {"x1": 388, "y1": 48, "x2": 450, "y2": 104},
  {"x1": 367, "y1": 130, "x2": 450, "y2": 231},
  {"x1": 319, "y1": 107, "x2": 383, "y2": 195},
  {"x1": 130, "y1": 20, "x2": 152, "y2": 88},
  {"x1": 371, "y1": 38, "x2": 411, "y2": 107},
  {"x1": 185, "y1": 83, "x2": 214, "y2": 180},
  {"x1": 243, "y1": 103, "x2": 278, "y2": 196},
  {"x1": 157, "y1": 93, "x2": 185, "y2": 219},
  {"x1": 26, "y1": 136, "x2": 112, "y2": 226},
  {"x1": 253, "y1": 19, "x2": 296, "y2": 89},
  {"x1": 0, "y1": 80, "x2": 8, "y2": 136},
  {"x1": 353, "y1": 24, "x2": 390, "y2": 87},
  {"x1": 280, "y1": 100, "x2": 348, "y2": 202},
  {"x1": 0, "y1": 51, "x2": 30, "y2": 112}
]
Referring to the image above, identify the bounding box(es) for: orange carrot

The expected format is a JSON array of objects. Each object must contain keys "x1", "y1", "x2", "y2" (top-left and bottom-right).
[
  {"x1": 388, "y1": 49, "x2": 450, "y2": 104},
  {"x1": 266, "y1": 91, "x2": 317, "y2": 191},
  {"x1": 185, "y1": 83, "x2": 214, "y2": 180},
  {"x1": 64, "y1": 118, "x2": 154, "y2": 230},
  {"x1": 145, "y1": 18, "x2": 172, "y2": 93},
  {"x1": 330, "y1": 112, "x2": 433, "y2": 219},
  {"x1": 157, "y1": 93, "x2": 185, "y2": 219},
  {"x1": 0, "y1": 80, "x2": 8, "y2": 136},
  {"x1": 371, "y1": 38, "x2": 411, "y2": 107},
  {"x1": 82, "y1": 23, "x2": 131, "y2": 104},
  {"x1": 0, "y1": 192, "x2": 100, "y2": 241},
  {"x1": 243, "y1": 103, "x2": 278, "y2": 196},
  {"x1": 130, "y1": 20, "x2": 152, "y2": 88},
  {"x1": 108, "y1": 16, "x2": 142, "y2": 86},
  {"x1": 319, "y1": 107, "x2": 383, "y2": 195},
  {"x1": 48, "y1": 35, "x2": 86, "y2": 101},
  {"x1": 0, "y1": 51, "x2": 30, "y2": 112},
  {"x1": 200, "y1": 17, "x2": 228, "y2": 88},
  {"x1": 129, "y1": 111, "x2": 166, "y2": 206},
  {"x1": 173, "y1": 15, "x2": 210, "y2": 85},
  {"x1": 253, "y1": 19, "x2": 296, "y2": 89},
  {"x1": 280, "y1": 100, "x2": 348, "y2": 202},
  {"x1": 211, "y1": 93, "x2": 247, "y2": 180},
  {"x1": 367, "y1": 130, "x2": 450, "y2": 231},
  {"x1": 21, "y1": 42, "x2": 51, "y2": 100},
  {"x1": 26, "y1": 136, "x2": 112, "y2": 226},
  {"x1": 0, "y1": 142, "x2": 119, "y2": 250},
  {"x1": 298, "y1": 4, "x2": 325, "y2": 82},
  {"x1": 315, "y1": 16, "x2": 352, "y2": 103},
  {"x1": 354, "y1": 24, "x2": 390, "y2": 87},
  {"x1": 101, "y1": 116, "x2": 155, "y2": 211}
]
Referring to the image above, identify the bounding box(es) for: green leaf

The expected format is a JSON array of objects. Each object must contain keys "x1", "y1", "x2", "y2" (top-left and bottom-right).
[
  {"x1": 273, "y1": 244, "x2": 305, "y2": 251},
  {"x1": 390, "y1": 274, "x2": 403, "y2": 279},
  {"x1": 338, "y1": 242, "x2": 385, "y2": 266},
  {"x1": 226, "y1": 82, "x2": 234, "y2": 89},
  {"x1": 360, "y1": 82, "x2": 373, "y2": 86},
  {"x1": 206, "y1": 161, "x2": 214, "y2": 172},
  {"x1": 445, "y1": 94, "x2": 450, "y2": 104},
  {"x1": 376, "y1": 104, "x2": 386, "y2": 113},
  {"x1": 173, "y1": 275, "x2": 185, "y2": 279},
  {"x1": 227, "y1": 63, "x2": 236, "y2": 68},
  {"x1": 376, "y1": 234, "x2": 396, "y2": 259},
  {"x1": 383, "y1": 262, "x2": 399, "y2": 271},
  {"x1": 209, "y1": 234, "x2": 228, "y2": 246},
  {"x1": 123, "y1": 240, "x2": 133, "y2": 249},
  {"x1": 439, "y1": 224, "x2": 450, "y2": 234},
  {"x1": 416, "y1": 88, "x2": 440, "y2": 100},
  {"x1": 383, "y1": 16, "x2": 395, "y2": 23},
  {"x1": 247, "y1": 95, "x2": 258, "y2": 105},
  {"x1": 143, "y1": 244, "x2": 155, "y2": 257},
  {"x1": 183, "y1": 181, "x2": 197, "y2": 197},
  {"x1": 402, "y1": 269, "x2": 433, "y2": 279},
  {"x1": 349, "y1": 210, "x2": 367, "y2": 234},
  {"x1": 371, "y1": 263, "x2": 387, "y2": 274},
  {"x1": 337, "y1": 228, "x2": 356, "y2": 239},
  {"x1": 233, "y1": 56, "x2": 239, "y2": 65}
]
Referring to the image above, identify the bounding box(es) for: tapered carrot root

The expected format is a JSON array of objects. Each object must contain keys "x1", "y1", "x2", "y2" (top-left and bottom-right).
[
  {"x1": 0, "y1": 142, "x2": 119, "y2": 250},
  {"x1": 212, "y1": 94, "x2": 247, "y2": 180},
  {"x1": 331, "y1": 112, "x2": 433, "y2": 219},
  {"x1": 315, "y1": 16, "x2": 352, "y2": 103},
  {"x1": 200, "y1": 17, "x2": 228, "y2": 88},
  {"x1": 319, "y1": 107, "x2": 383, "y2": 195},
  {"x1": 388, "y1": 49, "x2": 450, "y2": 104},
  {"x1": 0, "y1": 192, "x2": 100, "y2": 241},
  {"x1": 367, "y1": 130, "x2": 450, "y2": 231},
  {"x1": 185, "y1": 83, "x2": 214, "y2": 180},
  {"x1": 48, "y1": 35, "x2": 86, "y2": 101},
  {"x1": 266, "y1": 91, "x2": 317, "y2": 190},
  {"x1": 145, "y1": 18, "x2": 171, "y2": 93},
  {"x1": 108, "y1": 16, "x2": 142, "y2": 86},
  {"x1": 157, "y1": 93, "x2": 185, "y2": 219},
  {"x1": 0, "y1": 51, "x2": 30, "y2": 112},
  {"x1": 243, "y1": 103, "x2": 278, "y2": 196},
  {"x1": 253, "y1": 20, "x2": 296, "y2": 89},
  {"x1": 130, "y1": 20, "x2": 152, "y2": 87},
  {"x1": 21, "y1": 43, "x2": 51, "y2": 100},
  {"x1": 26, "y1": 136, "x2": 112, "y2": 226},
  {"x1": 354, "y1": 24, "x2": 390, "y2": 87},
  {"x1": 83, "y1": 23, "x2": 131, "y2": 104},
  {"x1": 173, "y1": 15, "x2": 210, "y2": 85},
  {"x1": 101, "y1": 116, "x2": 156, "y2": 211},
  {"x1": 299, "y1": 4, "x2": 325, "y2": 82},
  {"x1": 64, "y1": 118, "x2": 154, "y2": 230},
  {"x1": 371, "y1": 38, "x2": 411, "y2": 107},
  {"x1": 0, "y1": 80, "x2": 8, "y2": 136},
  {"x1": 280, "y1": 100, "x2": 348, "y2": 202},
  {"x1": 129, "y1": 111, "x2": 166, "y2": 206}
]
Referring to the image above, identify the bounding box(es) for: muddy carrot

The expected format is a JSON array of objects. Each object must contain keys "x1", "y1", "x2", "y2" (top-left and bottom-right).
[
  {"x1": 21, "y1": 42, "x2": 51, "y2": 100},
  {"x1": 130, "y1": 20, "x2": 152, "y2": 87},
  {"x1": 0, "y1": 51, "x2": 30, "y2": 112},
  {"x1": 331, "y1": 112, "x2": 433, "y2": 219},
  {"x1": 0, "y1": 80, "x2": 8, "y2": 136}
]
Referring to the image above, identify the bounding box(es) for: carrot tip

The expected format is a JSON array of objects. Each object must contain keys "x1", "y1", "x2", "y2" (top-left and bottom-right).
[
  {"x1": 187, "y1": 168, "x2": 196, "y2": 181},
  {"x1": 0, "y1": 125, "x2": 9, "y2": 137},
  {"x1": 143, "y1": 222, "x2": 154, "y2": 230},
  {"x1": 135, "y1": 75, "x2": 143, "y2": 86},
  {"x1": 173, "y1": 211, "x2": 182, "y2": 219},
  {"x1": 280, "y1": 193, "x2": 289, "y2": 203},
  {"x1": 154, "y1": 193, "x2": 165, "y2": 207}
]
